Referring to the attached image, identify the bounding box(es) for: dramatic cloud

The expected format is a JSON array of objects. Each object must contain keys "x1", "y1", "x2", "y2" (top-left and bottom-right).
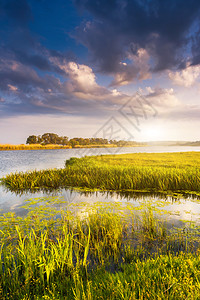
[
  {"x1": 58, "y1": 61, "x2": 122, "y2": 101},
  {"x1": 61, "y1": 61, "x2": 104, "y2": 95},
  {"x1": 111, "y1": 48, "x2": 151, "y2": 86},
  {"x1": 1, "y1": 0, "x2": 200, "y2": 144},
  {"x1": 0, "y1": 59, "x2": 48, "y2": 91},
  {"x1": 0, "y1": 56, "x2": 126, "y2": 117},
  {"x1": 75, "y1": 0, "x2": 200, "y2": 81},
  {"x1": 168, "y1": 64, "x2": 200, "y2": 87}
]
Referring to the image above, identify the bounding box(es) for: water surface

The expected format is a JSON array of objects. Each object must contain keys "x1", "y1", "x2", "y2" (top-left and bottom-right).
[
  {"x1": 1, "y1": 145, "x2": 200, "y2": 177},
  {"x1": 1, "y1": 146, "x2": 200, "y2": 223}
]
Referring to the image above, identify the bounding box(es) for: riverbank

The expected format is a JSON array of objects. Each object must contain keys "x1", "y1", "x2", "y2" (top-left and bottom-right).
[
  {"x1": 0, "y1": 143, "x2": 118, "y2": 151},
  {"x1": 0, "y1": 143, "x2": 72, "y2": 151},
  {"x1": 3, "y1": 152, "x2": 200, "y2": 194},
  {"x1": 0, "y1": 143, "x2": 131, "y2": 151},
  {"x1": 1, "y1": 143, "x2": 200, "y2": 151}
]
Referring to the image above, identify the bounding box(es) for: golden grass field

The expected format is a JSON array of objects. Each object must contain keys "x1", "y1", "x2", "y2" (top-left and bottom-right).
[
  {"x1": 3, "y1": 152, "x2": 200, "y2": 193},
  {"x1": 0, "y1": 143, "x2": 72, "y2": 150}
]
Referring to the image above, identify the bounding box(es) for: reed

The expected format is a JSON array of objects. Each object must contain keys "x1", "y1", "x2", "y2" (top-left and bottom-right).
[
  {"x1": 0, "y1": 143, "x2": 72, "y2": 151},
  {"x1": 0, "y1": 143, "x2": 117, "y2": 151},
  {"x1": 0, "y1": 201, "x2": 199, "y2": 299},
  {"x1": 3, "y1": 152, "x2": 200, "y2": 193},
  {"x1": 74, "y1": 144, "x2": 117, "y2": 148}
]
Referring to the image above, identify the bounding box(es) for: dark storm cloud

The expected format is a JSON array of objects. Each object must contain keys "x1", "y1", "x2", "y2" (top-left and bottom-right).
[
  {"x1": 2, "y1": 0, "x2": 199, "y2": 119},
  {"x1": 74, "y1": 0, "x2": 200, "y2": 73}
]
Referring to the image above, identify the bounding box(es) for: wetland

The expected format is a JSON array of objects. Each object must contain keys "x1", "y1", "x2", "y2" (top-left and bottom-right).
[{"x1": 1, "y1": 146, "x2": 200, "y2": 299}]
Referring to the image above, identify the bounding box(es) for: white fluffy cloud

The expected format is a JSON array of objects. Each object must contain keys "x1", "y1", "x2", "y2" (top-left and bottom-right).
[
  {"x1": 142, "y1": 87, "x2": 180, "y2": 109},
  {"x1": 168, "y1": 64, "x2": 200, "y2": 87},
  {"x1": 64, "y1": 62, "x2": 104, "y2": 97},
  {"x1": 52, "y1": 59, "x2": 125, "y2": 102}
]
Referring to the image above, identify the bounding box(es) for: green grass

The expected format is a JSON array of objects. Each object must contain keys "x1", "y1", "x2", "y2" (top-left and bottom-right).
[
  {"x1": 2, "y1": 152, "x2": 200, "y2": 193},
  {"x1": 94, "y1": 151, "x2": 200, "y2": 168},
  {"x1": 0, "y1": 200, "x2": 200, "y2": 299},
  {"x1": 2, "y1": 152, "x2": 200, "y2": 298}
]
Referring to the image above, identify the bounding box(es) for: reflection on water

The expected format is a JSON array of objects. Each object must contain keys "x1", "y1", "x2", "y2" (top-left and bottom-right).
[{"x1": 1, "y1": 186, "x2": 200, "y2": 226}]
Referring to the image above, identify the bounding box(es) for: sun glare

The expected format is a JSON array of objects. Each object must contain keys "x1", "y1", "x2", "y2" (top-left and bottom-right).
[{"x1": 143, "y1": 125, "x2": 165, "y2": 141}]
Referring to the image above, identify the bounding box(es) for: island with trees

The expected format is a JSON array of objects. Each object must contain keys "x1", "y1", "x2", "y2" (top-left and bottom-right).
[
  {"x1": 1, "y1": 132, "x2": 200, "y2": 151},
  {"x1": 0, "y1": 133, "x2": 146, "y2": 151}
]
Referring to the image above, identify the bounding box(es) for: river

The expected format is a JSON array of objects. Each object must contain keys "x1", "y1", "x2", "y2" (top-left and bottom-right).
[{"x1": 1, "y1": 146, "x2": 200, "y2": 223}]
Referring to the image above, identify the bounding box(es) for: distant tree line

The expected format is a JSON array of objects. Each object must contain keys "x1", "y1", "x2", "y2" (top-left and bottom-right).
[
  {"x1": 26, "y1": 133, "x2": 69, "y2": 146},
  {"x1": 26, "y1": 133, "x2": 144, "y2": 147}
]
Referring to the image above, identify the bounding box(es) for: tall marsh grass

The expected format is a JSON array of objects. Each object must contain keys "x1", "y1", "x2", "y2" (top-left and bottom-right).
[
  {"x1": 74, "y1": 144, "x2": 117, "y2": 148},
  {"x1": 0, "y1": 200, "x2": 200, "y2": 299},
  {"x1": 0, "y1": 144, "x2": 72, "y2": 151},
  {"x1": 0, "y1": 143, "x2": 117, "y2": 151},
  {"x1": 3, "y1": 152, "x2": 200, "y2": 193}
]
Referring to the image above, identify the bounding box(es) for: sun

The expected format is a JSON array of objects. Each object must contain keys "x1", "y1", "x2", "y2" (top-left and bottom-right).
[{"x1": 142, "y1": 125, "x2": 165, "y2": 141}]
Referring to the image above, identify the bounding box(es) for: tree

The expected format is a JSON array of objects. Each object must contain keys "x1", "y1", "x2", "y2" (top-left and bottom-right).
[
  {"x1": 26, "y1": 135, "x2": 38, "y2": 144},
  {"x1": 41, "y1": 133, "x2": 59, "y2": 145},
  {"x1": 26, "y1": 133, "x2": 69, "y2": 145},
  {"x1": 61, "y1": 136, "x2": 69, "y2": 145},
  {"x1": 69, "y1": 138, "x2": 79, "y2": 147}
]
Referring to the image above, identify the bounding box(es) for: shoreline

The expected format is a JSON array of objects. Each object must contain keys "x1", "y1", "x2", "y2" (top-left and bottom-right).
[
  {"x1": 0, "y1": 143, "x2": 144, "y2": 151},
  {"x1": 3, "y1": 152, "x2": 200, "y2": 193},
  {"x1": 1, "y1": 143, "x2": 200, "y2": 151}
]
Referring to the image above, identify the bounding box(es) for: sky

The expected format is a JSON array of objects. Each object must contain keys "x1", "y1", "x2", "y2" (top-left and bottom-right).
[{"x1": 1, "y1": 0, "x2": 200, "y2": 144}]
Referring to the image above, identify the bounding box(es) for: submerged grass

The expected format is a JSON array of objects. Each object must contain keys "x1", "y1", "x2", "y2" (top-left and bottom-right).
[
  {"x1": 3, "y1": 152, "x2": 200, "y2": 193},
  {"x1": 0, "y1": 200, "x2": 200, "y2": 299}
]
